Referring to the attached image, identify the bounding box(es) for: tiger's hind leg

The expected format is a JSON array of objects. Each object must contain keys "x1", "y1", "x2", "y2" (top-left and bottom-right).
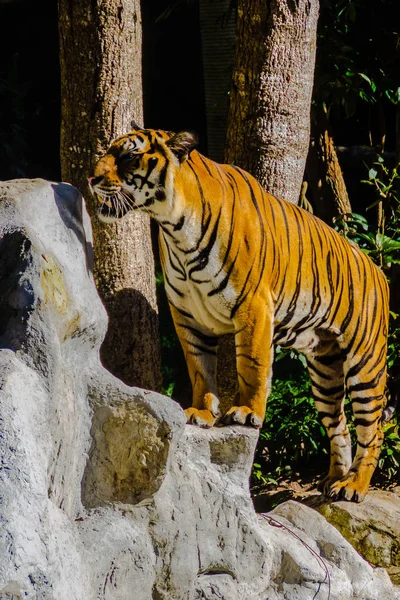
[
  {"x1": 307, "y1": 342, "x2": 352, "y2": 496},
  {"x1": 325, "y1": 352, "x2": 386, "y2": 502}
]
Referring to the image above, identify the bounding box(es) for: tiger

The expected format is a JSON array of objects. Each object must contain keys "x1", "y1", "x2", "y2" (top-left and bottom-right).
[{"x1": 89, "y1": 123, "x2": 391, "y2": 502}]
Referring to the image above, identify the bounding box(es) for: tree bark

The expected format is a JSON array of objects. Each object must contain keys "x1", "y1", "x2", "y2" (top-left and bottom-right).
[
  {"x1": 306, "y1": 105, "x2": 352, "y2": 224},
  {"x1": 59, "y1": 0, "x2": 161, "y2": 390},
  {"x1": 225, "y1": 0, "x2": 319, "y2": 204}
]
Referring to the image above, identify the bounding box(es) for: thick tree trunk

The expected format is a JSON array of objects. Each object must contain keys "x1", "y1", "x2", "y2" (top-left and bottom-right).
[
  {"x1": 59, "y1": 0, "x2": 161, "y2": 390},
  {"x1": 225, "y1": 0, "x2": 319, "y2": 204},
  {"x1": 306, "y1": 105, "x2": 352, "y2": 224}
]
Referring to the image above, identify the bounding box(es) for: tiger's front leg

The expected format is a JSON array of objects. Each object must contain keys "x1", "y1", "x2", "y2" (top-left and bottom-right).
[
  {"x1": 223, "y1": 302, "x2": 274, "y2": 428},
  {"x1": 169, "y1": 305, "x2": 220, "y2": 427}
]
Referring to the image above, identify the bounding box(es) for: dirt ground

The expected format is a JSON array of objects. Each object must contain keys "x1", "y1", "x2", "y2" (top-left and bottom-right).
[
  {"x1": 251, "y1": 469, "x2": 400, "y2": 513},
  {"x1": 252, "y1": 472, "x2": 323, "y2": 513}
]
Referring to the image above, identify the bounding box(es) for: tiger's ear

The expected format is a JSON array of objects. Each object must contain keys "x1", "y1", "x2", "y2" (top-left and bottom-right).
[
  {"x1": 130, "y1": 119, "x2": 140, "y2": 130},
  {"x1": 166, "y1": 131, "x2": 198, "y2": 163}
]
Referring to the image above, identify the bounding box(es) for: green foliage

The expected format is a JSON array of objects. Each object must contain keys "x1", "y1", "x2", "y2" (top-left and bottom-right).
[
  {"x1": 387, "y1": 315, "x2": 400, "y2": 372},
  {"x1": 335, "y1": 211, "x2": 400, "y2": 271},
  {"x1": 160, "y1": 327, "x2": 181, "y2": 397},
  {"x1": 317, "y1": 0, "x2": 400, "y2": 108},
  {"x1": 253, "y1": 357, "x2": 328, "y2": 484},
  {"x1": 334, "y1": 155, "x2": 400, "y2": 270},
  {"x1": 378, "y1": 422, "x2": 400, "y2": 480}
]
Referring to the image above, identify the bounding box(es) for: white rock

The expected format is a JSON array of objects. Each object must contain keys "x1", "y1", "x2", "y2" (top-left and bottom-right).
[
  {"x1": 316, "y1": 489, "x2": 400, "y2": 584},
  {"x1": 1, "y1": 179, "x2": 398, "y2": 599}
]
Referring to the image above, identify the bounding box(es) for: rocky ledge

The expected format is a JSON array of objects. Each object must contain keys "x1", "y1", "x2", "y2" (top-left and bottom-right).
[{"x1": 0, "y1": 179, "x2": 398, "y2": 599}]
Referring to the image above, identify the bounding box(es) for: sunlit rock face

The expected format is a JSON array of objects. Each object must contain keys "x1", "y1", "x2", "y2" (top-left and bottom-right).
[
  {"x1": 0, "y1": 179, "x2": 398, "y2": 600},
  {"x1": 316, "y1": 489, "x2": 400, "y2": 585}
]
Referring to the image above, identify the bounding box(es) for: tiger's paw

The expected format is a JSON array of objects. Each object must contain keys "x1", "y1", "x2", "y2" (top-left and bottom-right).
[
  {"x1": 319, "y1": 472, "x2": 368, "y2": 503},
  {"x1": 184, "y1": 407, "x2": 218, "y2": 428},
  {"x1": 222, "y1": 406, "x2": 263, "y2": 428},
  {"x1": 318, "y1": 474, "x2": 342, "y2": 498}
]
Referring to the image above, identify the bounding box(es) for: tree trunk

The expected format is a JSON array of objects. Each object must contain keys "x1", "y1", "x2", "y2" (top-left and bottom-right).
[
  {"x1": 225, "y1": 0, "x2": 319, "y2": 204},
  {"x1": 219, "y1": 0, "x2": 319, "y2": 405},
  {"x1": 306, "y1": 105, "x2": 352, "y2": 224},
  {"x1": 199, "y1": 0, "x2": 236, "y2": 162},
  {"x1": 58, "y1": 0, "x2": 161, "y2": 390}
]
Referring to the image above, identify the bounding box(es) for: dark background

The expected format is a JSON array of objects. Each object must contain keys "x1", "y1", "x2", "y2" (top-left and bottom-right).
[
  {"x1": 1, "y1": 0, "x2": 397, "y2": 183},
  {"x1": 0, "y1": 0, "x2": 208, "y2": 181}
]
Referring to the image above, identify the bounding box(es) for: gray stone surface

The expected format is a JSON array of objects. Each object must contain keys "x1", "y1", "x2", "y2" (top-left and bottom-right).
[
  {"x1": 315, "y1": 489, "x2": 400, "y2": 585},
  {"x1": 1, "y1": 179, "x2": 399, "y2": 599},
  {"x1": 267, "y1": 500, "x2": 397, "y2": 599}
]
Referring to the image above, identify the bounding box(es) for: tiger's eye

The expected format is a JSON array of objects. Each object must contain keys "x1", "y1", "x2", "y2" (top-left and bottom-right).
[{"x1": 120, "y1": 152, "x2": 139, "y2": 167}]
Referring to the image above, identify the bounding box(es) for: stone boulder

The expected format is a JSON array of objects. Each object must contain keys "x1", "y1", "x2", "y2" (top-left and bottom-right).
[
  {"x1": 0, "y1": 179, "x2": 399, "y2": 599},
  {"x1": 315, "y1": 489, "x2": 400, "y2": 585}
]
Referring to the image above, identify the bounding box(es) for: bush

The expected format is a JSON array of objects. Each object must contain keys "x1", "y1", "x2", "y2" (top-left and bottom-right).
[{"x1": 253, "y1": 354, "x2": 329, "y2": 484}]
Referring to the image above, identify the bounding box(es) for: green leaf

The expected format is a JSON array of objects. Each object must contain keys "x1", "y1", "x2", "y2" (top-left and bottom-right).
[
  {"x1": 385, "y1": 88, "x2": 400, "y2": 105},
  {"x1": 350, "y1": 213, "x2": 369, "y2": 224},
  {"x1": 356, "y1": 232, "x2": 376, "y2": 244},
  {"x1": 359, "y1": 73, "x2": 376, "y2": 92},
  {"x1": 298, "y1": 354, "x2": 307, "y2": 367},
  {"x1": 383, "y1": 423, "x2": 398, "y2": 435},
  {"x1": 359, "y1": 73, "x2": 371, "y2": 85},
  {"x1": 380, "y1": 237, "x2": 400, "y2": 251}
]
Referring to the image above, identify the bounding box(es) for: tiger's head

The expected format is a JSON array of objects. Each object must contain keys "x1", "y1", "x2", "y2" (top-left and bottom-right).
[{"x1": 89, "y1": 124, "x2": 198, "y2": 222}]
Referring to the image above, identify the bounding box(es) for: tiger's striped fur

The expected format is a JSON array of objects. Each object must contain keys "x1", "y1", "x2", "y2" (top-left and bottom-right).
[{"x1": 90, "y1": 126, "x2": 390, "y2": 502}]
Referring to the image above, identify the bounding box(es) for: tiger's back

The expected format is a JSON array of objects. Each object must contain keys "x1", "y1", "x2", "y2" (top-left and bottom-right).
[
  {"x1": 161, "y1": 149, "x2": 388, "y2": 356},
  {"x1": 91, "y1": 126, "x2": 390, "y2": 502}
]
